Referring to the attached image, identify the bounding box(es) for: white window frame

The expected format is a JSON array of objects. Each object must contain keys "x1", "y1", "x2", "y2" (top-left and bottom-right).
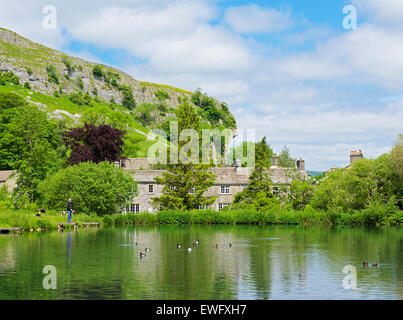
[
  {"x1": 220, "y1": 185, "x2": 230, "y2": 194},
  {"x1": 218, "y1": 203, "x2": 230, "y2": 210},
  {"x1": 126, "y1": 204, "x2": 140, "y2": 214},
  {"x1": 148, "y1": 184, "x2": 154, "y2": 194},
  {"x1": 190, "y1": 187, "x2": 196, "y2": 194}
]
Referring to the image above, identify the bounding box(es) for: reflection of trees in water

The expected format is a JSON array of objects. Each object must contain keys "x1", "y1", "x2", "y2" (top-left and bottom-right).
[
  {"x1": 1, "y1": 225, "x2": 403, "y2": 299},
  {"x1": 0, "y1": 244, "x2": 16, "y2": 272},
  {"x1": 60, "y1": 279, "x2": 124, "y2": 299}
]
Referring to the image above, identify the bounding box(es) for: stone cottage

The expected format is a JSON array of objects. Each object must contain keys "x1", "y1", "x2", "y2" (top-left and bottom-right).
[{"x1": 120, "y1": 157, "x2": 308, "y2": 213}]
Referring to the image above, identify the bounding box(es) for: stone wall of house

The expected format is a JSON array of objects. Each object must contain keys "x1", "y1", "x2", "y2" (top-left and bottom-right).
[{"x1": 126, "y1": 166, "x2": 308, "y2": 213}]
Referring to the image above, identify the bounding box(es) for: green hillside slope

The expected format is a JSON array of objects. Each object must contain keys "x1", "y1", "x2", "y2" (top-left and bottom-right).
[{"x1": 0, "y1": 27, "x2": 237, "y2": 158}]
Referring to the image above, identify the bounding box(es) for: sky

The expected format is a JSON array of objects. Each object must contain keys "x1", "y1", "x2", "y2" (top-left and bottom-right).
[{"x1": 0, "y1": 0, "x2": 402, "y2": 170}]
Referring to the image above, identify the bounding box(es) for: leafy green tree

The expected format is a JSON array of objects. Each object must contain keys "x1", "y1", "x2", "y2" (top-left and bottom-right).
[
  {"x1": 0, "y1": 106, "x2": 63, "y2": 201},
  {"x1": 38, "y1": 162, "x2": 137, "y2": 216},
  {"x1": 390, "y1": 134, "x2": 403, "y2": 199},
  {"x1": 310, "y1": 155, "x2": 400, "y2": 212},
  {"x1": 233, "y1": 137, "x2": 278, "y2": 211},
  {"x1": 287, "y1": 179, "x2": 315, "y2": 210},
  {"x1": 278, "y1": 146, "x2": 295, "y2": 168},
  {"x1": 152, "y1": 101, "x2": 216, "y2": 210}
]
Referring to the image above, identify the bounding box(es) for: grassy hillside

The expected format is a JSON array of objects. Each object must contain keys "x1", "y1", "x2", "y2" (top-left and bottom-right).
[{"x1": 0, "y1": 27, "x2": 237, "y2": 158}]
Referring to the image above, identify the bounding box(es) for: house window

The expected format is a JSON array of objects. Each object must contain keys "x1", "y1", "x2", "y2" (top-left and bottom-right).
[
  {"x1": 218, "y1": 203, "x2": 230, "y2": 210},
  {"x1": 190, "y1": 187, "x2": 196, "y2": 194},
  {"x1": 148, "y1": 185, "x2": 154, "y2": 194},
  {"x1": 126, "y1": 204, "x2": 140, "y2": 214},
  {"x1": 198, "y1": 205, "x2": 205, "y2": 210},
  {"x1": 220, "y1": 185, "x2": 230, "y2": 194},
  {"x1": 242, "y1": 184, "x2": 247, "y2": 189},
  {"x1": 272, "y1": 186, "x2": 279, "y2": 196}
]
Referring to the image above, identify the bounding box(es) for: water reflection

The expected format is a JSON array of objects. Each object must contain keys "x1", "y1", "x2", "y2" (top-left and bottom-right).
[{"x1": 0, "y1": 225, "x2": 402, "y2": 300}]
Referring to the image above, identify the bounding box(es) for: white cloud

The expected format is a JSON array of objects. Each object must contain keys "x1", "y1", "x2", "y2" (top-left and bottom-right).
[
  {"x1": 353, "y1": 0, "x2": 403, "y2": 28},
  {"x1": 67, "y1": 3, "x2": 252, "y2": 73},
  {"x1": 224, "y1": 4, "x2": 294, "y2": 34},
  {"x1": 0, "y1": 0, "x2": 402, "y2": 170}
]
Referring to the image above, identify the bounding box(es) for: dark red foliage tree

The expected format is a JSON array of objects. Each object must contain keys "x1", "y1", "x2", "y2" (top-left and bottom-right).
[{"x1": 62, "y1": 123, "x2": 126, "y2": 165}]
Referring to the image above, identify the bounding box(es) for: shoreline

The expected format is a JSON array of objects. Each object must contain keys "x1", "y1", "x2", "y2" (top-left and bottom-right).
[{"x1": 1, "y1": 207, "x2": 402, "y2": 232}]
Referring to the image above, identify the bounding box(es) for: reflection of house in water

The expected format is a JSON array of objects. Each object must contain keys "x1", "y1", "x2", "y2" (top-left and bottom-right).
[
  {"x1": 0, "y1": 245, "x2": 16, "y2": 271},
  {"x1": 118, "y1": 157, "x2": 308, "y2": 213}
]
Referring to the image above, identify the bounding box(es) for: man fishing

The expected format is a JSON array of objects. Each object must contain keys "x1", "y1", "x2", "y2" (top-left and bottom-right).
[{"x1": 67, "y1": 198, "x2": 75, "y2": 223}]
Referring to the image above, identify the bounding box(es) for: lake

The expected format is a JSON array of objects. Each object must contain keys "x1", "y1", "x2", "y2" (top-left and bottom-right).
[{"x1": 0, "y1": 225, "x2": 402, "y2": 300}]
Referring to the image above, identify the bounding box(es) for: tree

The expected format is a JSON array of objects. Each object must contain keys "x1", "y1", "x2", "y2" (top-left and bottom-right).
[
  {"x1": 390, "y1": 134, "x2": 403, "y2": 199},
  {"x1": 151, "y1": 101, "x2": 216, "y2": 210},
  {"x1": 38, "y1": 162, "x2": 137, "y2": 216},
  {"x1": 120, "y1": 85, "x2": 136, "y2": 110},
  {"x1": 287, "y1": 179, "x2": 315, "y2": 210},
  {"x1": 0, "y1": 105, "x2": 63, "y2": 201},
  {"x1": 233, "y1": 137, "x2": 278, "y2": 211},
  {"x1": 278, "y1": 146, "x2": 295, "y2": 168},
  {"x1": 62, "y1": 123, "x2": 126, "y2": 165}
]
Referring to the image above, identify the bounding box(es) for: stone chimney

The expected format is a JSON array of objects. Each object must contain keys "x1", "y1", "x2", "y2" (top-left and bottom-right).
[
  {"x1": 296, "y1": 158, "x2": 305, "y2": 171},
  {"x1": 271, "y1": 154, "x2": 279, "y2": 167},
  {"x1": 350, "y1": 149, "x2": 363, "y2": 165}
]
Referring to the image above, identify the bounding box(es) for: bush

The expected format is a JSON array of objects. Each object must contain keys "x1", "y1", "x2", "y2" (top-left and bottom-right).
[
  {"x1": 46, "y1": 65, "x2": 59, "y2": 84},
  {"x1": 120, "y1": 85, "x2": 136, "y2": 110},
  {"x1": 38, "y1": 162, "x2": 137, "y2": 216},
  {"x1": 24, "y1": 82, "x2": 31, "y2": 89},
  {"x1": 68, "y1": 92, "x2": 85, "y2": 105},
  {"x1": 0, "y1": 71, "x2": 20, "y2": 86},
  {"x1": 155, "y1": 90, "x2": 170, "y2": 101},
  {"x1": 93, "y1": 65, "x2": 103, "y2": 78},
  {"x1": 76, "y1": 76, "x2": 84, "y2": 89}
]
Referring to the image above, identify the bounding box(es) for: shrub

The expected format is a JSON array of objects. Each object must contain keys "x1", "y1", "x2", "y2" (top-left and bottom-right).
[
  {"x1": 46, "y1": 65, "x2": 59, "y2": 84},
  {"x1": 155, "y1": 90, "x2": 170, "y2": 101},
  {"x1": 61, "y1": 56, "x2": 75, "y2": 74},
  {"x1": 76, "y1": 76, "x2": 84, "y2": 89},
  {"x1": 0, "y1": 71, "x2": 20, "y2": 86},
  {"x1": 68, "y1": 92, "x2": 85, "y2": 105},
  {"x1": 24, "y1": 82, "x2": 31, "y2": 89},
  {"x1": 93, "y1": 65, "x2": 103, "y2": 78}
]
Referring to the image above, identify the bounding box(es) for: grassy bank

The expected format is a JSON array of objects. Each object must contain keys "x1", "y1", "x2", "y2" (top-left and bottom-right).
[
  {"x1": 103, "y1": 205, "x2": 403, "y2": 227},
  {"x1": 1, "y1": 205, "x2": 402, "y2": 231},
  {"x1": 0, "y1": 210, "x2": 102, "y2": 230}
]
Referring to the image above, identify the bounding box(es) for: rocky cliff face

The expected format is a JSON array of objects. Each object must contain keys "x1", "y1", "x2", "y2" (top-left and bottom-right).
[{"x1": 0, "y1": 27, "x2": 222, "y2": 113}]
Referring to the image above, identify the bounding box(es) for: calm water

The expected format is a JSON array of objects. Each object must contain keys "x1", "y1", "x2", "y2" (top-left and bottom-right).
[{"x1": 0, "y1": 225, "x2": 403, "y2": 300}]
